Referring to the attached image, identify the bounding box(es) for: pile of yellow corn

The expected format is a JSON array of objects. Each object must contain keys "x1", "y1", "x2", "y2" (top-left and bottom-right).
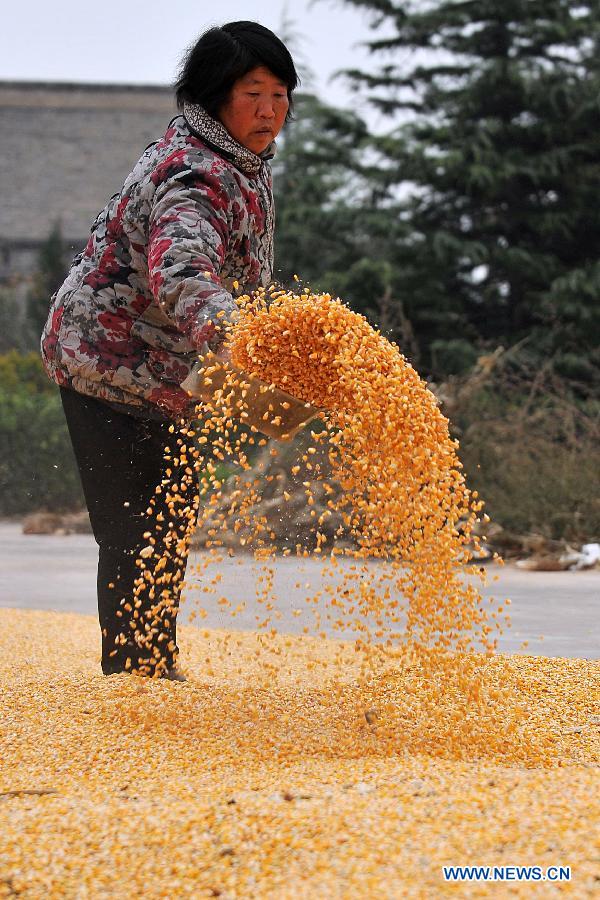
[{"x1": 0, "y1": 609, "x2": 598, "y2": 896}]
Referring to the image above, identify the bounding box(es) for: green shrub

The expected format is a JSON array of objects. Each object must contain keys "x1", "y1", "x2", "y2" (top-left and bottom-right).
[
  {"x1": 430, "y1": 339, "x2": 479, "y2": 377},
  {"x1": 451, "y1": 370, "x2": 600, "y2": 541},
  {"x1": 0, "y1": 352, "x2": 83, "y2": 515}
]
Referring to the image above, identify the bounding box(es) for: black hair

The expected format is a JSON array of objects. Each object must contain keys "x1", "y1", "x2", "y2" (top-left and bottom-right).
[{"x1": 175, "y1": 21, "x2": 299, "y2": 121}]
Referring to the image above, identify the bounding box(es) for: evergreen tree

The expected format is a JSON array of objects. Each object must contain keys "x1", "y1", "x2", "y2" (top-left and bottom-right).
[
  {"x1": 273, "y1": 92, "x2": 370, "y2": 285},
  {"x1": 337, "y1": 0, "x2": 600, "y2": 379},
  {"x1": 26, "y1": 223, "x2": 68, "y2": 344},
  {"x1": 274, "y1": 91, "x2": 412, "y2": 343}
]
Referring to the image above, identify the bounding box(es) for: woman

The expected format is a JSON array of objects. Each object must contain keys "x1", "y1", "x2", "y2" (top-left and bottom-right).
[{"x1": 41, "y1": 21, "x2": 298, "y2": 678}]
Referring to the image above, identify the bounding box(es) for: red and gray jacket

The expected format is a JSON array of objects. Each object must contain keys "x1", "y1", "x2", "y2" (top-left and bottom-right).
[{"x1": 41, "y1": 104, "x2": 274, "y2": 418}]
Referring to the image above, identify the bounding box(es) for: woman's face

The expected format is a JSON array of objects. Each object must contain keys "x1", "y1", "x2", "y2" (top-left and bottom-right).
[{"x1": 219, "y1": 66, "x2": 290, "y2": 155}]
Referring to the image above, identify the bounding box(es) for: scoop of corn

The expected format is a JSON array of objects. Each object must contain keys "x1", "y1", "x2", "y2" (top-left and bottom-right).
[{"x1": 132, "y1": 288, "x2": 499, "y2": 681}]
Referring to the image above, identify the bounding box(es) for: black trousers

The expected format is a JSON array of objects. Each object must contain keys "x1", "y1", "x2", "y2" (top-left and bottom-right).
[{"x1": 60, "y1": 388, "x2": 198, "y2": 675}]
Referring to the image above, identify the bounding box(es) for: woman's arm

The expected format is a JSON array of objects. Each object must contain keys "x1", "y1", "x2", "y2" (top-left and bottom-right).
[{"x1": 147, "y1": 169, "x2": 238, "y2": 350}]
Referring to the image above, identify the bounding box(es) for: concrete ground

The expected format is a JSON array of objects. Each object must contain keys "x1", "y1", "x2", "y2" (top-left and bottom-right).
[{"x1": 0, "y1": 522, "x2": 598, "y2": 658}]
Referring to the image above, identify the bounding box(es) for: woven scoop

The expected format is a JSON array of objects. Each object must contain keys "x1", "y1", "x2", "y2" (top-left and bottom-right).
[{"x1": 181, "y1": 352, "x2": 321, "y2": 441}]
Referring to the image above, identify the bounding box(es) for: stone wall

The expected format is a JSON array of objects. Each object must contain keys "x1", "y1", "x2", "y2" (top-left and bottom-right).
[{"x1": 0, "y1": 81, "x2": 177, "y2": 282}]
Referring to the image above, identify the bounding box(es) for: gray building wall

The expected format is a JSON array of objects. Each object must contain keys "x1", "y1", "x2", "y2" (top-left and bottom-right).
[{"x1": 0, "y1": 81, "x2": 177, "y2": 284}]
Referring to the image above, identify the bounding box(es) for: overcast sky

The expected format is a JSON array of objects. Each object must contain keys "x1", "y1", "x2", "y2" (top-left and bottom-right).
[{"x1": 1, "y1": 0, "x2": 389, "y2": 121}]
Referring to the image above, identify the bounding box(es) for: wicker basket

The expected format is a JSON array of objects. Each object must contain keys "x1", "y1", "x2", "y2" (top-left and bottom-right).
[{"x1": 181, "y1": 353, "x2": 322, "y2": 441}]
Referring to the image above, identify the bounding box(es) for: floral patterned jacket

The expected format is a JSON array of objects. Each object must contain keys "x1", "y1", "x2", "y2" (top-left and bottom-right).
[{"x1": 41, "y1": 105, "x2": 275, "y2": 418}]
